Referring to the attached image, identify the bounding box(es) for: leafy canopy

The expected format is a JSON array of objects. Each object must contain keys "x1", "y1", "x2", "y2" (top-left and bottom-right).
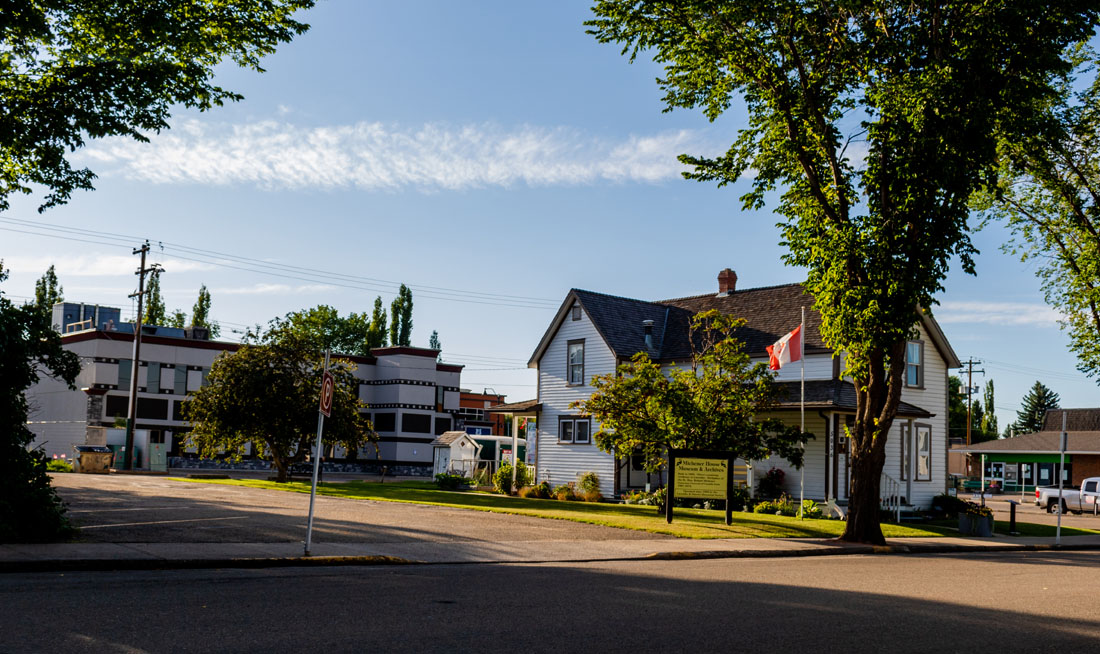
[
  {"x1": 181, "y1": 325, "x2": 374, "y2": 482},
  {"x1": 573, "y1": 311, "x2": 808, "y2": 473},
  {"x1": 0, "y1": 0, "x2": 314, "y2": 212},
  {"x1": 0, "y1": 260, "x2": 81, "y2": 541}
]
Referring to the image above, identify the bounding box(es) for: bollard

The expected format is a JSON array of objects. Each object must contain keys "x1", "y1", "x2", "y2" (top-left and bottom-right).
[{"x1": 1007, "y1": 500, "x2": 1019, "y2": 536}]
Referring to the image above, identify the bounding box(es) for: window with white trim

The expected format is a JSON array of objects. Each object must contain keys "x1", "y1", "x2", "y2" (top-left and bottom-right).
[
  {"x1": 567, "y1": 340, "x2": 585, "y2": 385},
  {"x1": 905, "y1": 341, "x2": 924, "y2": 387},
  {"x1": 915, "y1": 425, "x2": 931, "y2": 481},
  {"x1": 900, "y1": 423, "x2": 910, "y2": 481},
  {"x1": 559, "y1": 416, "x2": 591, "y2": 444}
]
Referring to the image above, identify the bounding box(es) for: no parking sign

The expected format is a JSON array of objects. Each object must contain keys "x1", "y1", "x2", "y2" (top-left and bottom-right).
[{"x1": 319, "y1": 370, "x2": 335, "y2": 417}]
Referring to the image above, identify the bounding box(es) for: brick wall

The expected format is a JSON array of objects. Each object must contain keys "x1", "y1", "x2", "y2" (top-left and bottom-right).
[{"x1": 1073, "y1": 455, "x2": 1100, "y2": 485}]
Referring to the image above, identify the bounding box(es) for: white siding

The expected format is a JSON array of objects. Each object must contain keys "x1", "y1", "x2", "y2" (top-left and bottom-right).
[
  {"x1": 753, "y1": 412, "x2": 829, "y2": 500},
  {"x1": 896, "y1": 322, "x2": 949, "y2": 507},
  {"x1": 750, "y1": 352, "x2": 834, "y2": 381},
  {"x1": 536, "y1": 304, "x2": 617, "y2": 498}
]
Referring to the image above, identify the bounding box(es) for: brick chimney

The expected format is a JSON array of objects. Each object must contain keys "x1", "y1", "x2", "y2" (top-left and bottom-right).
[{"x1": 717, "y1": 268, "x2": 737, "y2": 295}]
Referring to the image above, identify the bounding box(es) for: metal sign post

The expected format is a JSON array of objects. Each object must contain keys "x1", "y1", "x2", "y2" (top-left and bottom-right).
[
  {"x1": 1057, "y1": 411, "x2": 1066, "y2": 547},
  {"x1": 305, "y1": 351, "x2": 332, "y2": 557}
]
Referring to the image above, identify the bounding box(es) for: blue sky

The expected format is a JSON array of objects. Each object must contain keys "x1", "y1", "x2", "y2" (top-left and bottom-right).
[{"x1": 1, "y1": 1, "x2": 1095, "y2": 430}]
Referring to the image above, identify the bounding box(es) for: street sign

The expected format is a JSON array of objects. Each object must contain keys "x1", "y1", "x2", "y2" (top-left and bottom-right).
[{"x1": 319, "y1": 370, "x2": 335, "y2": 417}]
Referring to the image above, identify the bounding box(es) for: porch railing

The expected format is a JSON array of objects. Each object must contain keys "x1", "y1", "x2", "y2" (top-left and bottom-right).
[{"x1": 881, "y1": 473, "x2": 901, "y2": 523}]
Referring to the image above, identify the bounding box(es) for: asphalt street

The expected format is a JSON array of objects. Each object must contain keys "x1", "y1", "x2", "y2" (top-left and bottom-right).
[
  {"x1": 50, "y1": 473, "x2": 673, "y2": 544},
  {"x1": 4, "y1": 551, "x2": 1099, "y2": 653}
]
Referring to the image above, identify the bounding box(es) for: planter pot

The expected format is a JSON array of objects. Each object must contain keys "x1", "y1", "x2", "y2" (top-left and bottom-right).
[{"x1": 959, "y1": 513, "x2": 994, "y2": 537}]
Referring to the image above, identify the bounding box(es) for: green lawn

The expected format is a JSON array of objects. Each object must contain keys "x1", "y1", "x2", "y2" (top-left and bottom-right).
[
  {"x1": 923, "y1": 518, "x2": 1100, "y2": 538},
  {"x1": 173, "y1": 477, "x2": 956, "y2": 540}
]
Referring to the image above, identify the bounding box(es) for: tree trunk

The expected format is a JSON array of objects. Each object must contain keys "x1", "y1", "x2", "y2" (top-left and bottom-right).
[
  {"x1": 273, "y1": 457, "x2": 288, "y2": 483},
  {"x1": 840, "y1": 340, "x2": 905, "y2": 544}
]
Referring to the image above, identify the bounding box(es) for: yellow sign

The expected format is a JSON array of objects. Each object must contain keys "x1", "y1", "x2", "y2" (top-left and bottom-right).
[{"x1": 675, "y1": 457, "x2": 728, "y2": 500}]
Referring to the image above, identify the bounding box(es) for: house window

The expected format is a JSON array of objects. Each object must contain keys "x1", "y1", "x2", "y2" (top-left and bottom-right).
[
  {"x1": 915, "y1": 425, "x2": 931, "y2": 481},
  {"x1": 571, "y1": 305, "x2": 581, "y2": 321},
  {"x1": 567, "y1": 339, "x2": 584, "y2": 385},
  {"x1": 905, "y1": 342, "x2": 924, "y2": 387},
  {"x1": 559, "y1": 416, "x2": 591, "y2": 444},
  {"x1": 900, "y1": 423, "x2": 910, "y2": 481}
]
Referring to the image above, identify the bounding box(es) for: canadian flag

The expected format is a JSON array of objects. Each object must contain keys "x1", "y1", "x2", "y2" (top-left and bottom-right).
[{"x1": 767, "y1": 325, "x2": 802, "y2": 371}]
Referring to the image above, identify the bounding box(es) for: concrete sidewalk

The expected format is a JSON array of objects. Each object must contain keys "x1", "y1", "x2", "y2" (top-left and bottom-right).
[{"x1": 4, "y1": 533, "x2": 1100, "y2": 573}]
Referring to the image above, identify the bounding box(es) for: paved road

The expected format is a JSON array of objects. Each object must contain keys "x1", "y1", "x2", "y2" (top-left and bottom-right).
[
  {"x1": 3, "y1": 551, "x2": 1099, "y2": 653},
  {"x1": 50, "y1": 473, "x2": 672, "y2": 544}
]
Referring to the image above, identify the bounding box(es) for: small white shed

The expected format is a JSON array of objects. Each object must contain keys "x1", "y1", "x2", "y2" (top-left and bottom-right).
[{"x1": 431, "y1": 431, "x2": 483, "y2": 477}]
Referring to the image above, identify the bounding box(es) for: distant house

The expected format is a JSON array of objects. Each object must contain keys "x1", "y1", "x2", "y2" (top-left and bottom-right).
[
  {"x1": 959, "y1": 408, "x2": 1100, "y2": 488},
  {"x1": 521, "y1": 269, "x2": 959, "y2": 507}
]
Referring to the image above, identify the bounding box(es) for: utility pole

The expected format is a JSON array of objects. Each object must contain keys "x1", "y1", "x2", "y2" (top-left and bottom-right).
[
  {"x1": 962, "y1": 358, "x2": 985, "y2": 447},
  {"x1": 123, "y1": 242, "x2": 163, "y2": 470}
]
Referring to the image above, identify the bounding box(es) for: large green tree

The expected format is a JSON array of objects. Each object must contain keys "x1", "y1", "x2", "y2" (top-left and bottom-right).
[
  {"x1": 0, "y1": 0, "x2": 314, "y2": 212},
  {"x1": 33, "y1": 265, "x2": 63, "y2": 314},
  {"x1": 574, "y1": 311, "x2": 807, "y2": 474},
  {"x1": 588, "y1": 1, "x2": 1097, "y2": 543},
  {"x1": 191, "y1": 284, "x2": 220, "y2": 337},
  {"x1": 366, "y1": 296, "x2": 388, "y2": 350},
  {"x1": 0, "y1": 260, "x2": 81, "y2": 541},
  {"x1": 979, "y1": 57, "x2": 1100, "y2": 382},
  {"x1": 181, "y1": 327, "x2": 374, "y2": 482},
  {"x1": 1014, "y1": 381, "x2": 1061, "y2": 434}
]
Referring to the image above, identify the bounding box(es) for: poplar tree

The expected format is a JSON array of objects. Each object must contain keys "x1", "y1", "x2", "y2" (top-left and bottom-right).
[
  {"x1": 33, "y1": 265, "x2": 63, "y2": 313},
  {"x1": 143, "y1": 273, "x2": 166, "y2": 326}
]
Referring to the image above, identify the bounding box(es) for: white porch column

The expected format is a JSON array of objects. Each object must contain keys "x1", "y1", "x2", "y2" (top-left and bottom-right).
[{"x1": 907, "y1": 418, "x2": 916, "y2": 505}]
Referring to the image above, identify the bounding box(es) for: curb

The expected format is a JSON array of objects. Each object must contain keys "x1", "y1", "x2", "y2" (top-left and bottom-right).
[{"x1": 5, "y1": 542, "x2": 1100, "y2": 574}]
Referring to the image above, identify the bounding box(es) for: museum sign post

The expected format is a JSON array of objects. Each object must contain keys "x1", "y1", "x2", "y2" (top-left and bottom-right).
[{"x1": 666, "y1": 449, "x2": 735, "y2": 526}]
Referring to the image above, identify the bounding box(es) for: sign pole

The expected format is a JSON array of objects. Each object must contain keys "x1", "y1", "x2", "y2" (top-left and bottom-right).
[
  {"x1": 799, "y1": 306, "x2": 805, "y2": 520},
  {"x1": 305, "y1": 350, "x2": 332, "y2": 557},
  {"x1": 1057, "y1": 410, "x2": 1066, "y2": 547}
]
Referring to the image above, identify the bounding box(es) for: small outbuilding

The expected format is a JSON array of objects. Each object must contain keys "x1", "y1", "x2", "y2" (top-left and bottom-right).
[{"x1": 431, "y1": 431, "x2": 483, "y2": 477}]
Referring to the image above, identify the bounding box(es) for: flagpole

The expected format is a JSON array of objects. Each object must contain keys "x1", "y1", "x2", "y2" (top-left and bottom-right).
[{"x1": 800, "y1": 305, "x2": 805, "y2": 520}]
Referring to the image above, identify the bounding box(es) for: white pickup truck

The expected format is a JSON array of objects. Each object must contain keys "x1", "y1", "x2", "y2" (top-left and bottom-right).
[{"x1": 1035, "y1": 477, "x2": 1100, "y2": 514}]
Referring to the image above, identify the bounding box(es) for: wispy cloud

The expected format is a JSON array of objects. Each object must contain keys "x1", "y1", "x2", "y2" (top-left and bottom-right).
[
  {"x1": 217, "y1": 283, "x2": 334, "y2": 295},
  {"x1": 2, "y1": 254, "x2": 213, "y2": 277},
  {"x1": 80, "y1": 120, "x2": 717, "y2": 191},
  {"x1": 935, "y1": 301, "x2": 1062, "y2": 327}
]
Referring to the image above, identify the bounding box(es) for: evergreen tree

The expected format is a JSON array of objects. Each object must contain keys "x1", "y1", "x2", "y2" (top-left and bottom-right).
[
  {"x1": 365, "y1": 296, "x2": 387, "y2": 350},
  {"x1": 1015, "y1": 381, "x2": 1061, "y2": 434},
  {"x1": 191, "y1": 285, "x2": 220, "y2": 337},
  {"x1": 33, "y1": 265, "x2": 63, "y2": 314},
  {"x1": 143, "y1": 272, "x2": 166, "y2": 326},
  {"x1": 389, "y1": 284, "x2": 413, "y2": 346}
]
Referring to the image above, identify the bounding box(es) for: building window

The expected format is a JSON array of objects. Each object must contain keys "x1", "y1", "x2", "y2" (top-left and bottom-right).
[
  {"x1": 403, "y1": 413, "x2": 432, "y2": 434},
  {"x1": 905, "y1": 341, "x2": 924, "y2": 388},
  {"x1": 559, "y1": 416, "x2": 591, "y2": 444},
  {"x1": 567, "y1": 339, "x2": 584, "y2": 385},
  {"x1": 118, "y1": 359, "x2": 132, "y2": 388},
  {"x1": 571, "y1": 305, "x2": 581, "y2": 321},
  {"x1": 900, "y1": 423, "x2": 910, "y2": 481},
  {"x1": 434, "y1": 417, "x2": 452, "y2": 435},
  {"x1": 373, "y1": 413, "x2": 396, "y2": 432},
  {"x1": 915, "y1": 425, "x2": 931, "y2": 481}
]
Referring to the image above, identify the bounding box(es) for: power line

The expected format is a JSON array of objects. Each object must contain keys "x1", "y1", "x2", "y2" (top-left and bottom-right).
[{"x1": 0, "y1": 217, "x2": 561, "y2": 309}]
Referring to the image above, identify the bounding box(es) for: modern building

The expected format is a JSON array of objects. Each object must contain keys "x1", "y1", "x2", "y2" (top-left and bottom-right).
[
  {"x1": 26, "y1": 306, "x2": 464, "y2": 472},
  {"x1": 519, "y1": 268, "x2": 958, "y2": 506},
  {"x1": 959, "y1": 408, "x2": 1100, "y2": 488}
]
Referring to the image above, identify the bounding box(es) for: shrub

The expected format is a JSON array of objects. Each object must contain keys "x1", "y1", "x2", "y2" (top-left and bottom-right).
[
  {"x1": 753, "y1": 495, "x2": 798, "y2": 517},
  {"x1": 798, "y1": 499, "x2": 822, "y2": 519},
  {"x1": 552, "y1": 484, "x2": 576, "y2": 501},
  {"x1": 46, "y1": 459, "x2": 73, "y2": 473},
  {"x1": 493, "y1": 461, "x2": 532, "y2": 494},
  {"x1": 622, "y1": 490, "x2": 648, "y2": 504},
  {"x1": 728, "y1": 485, "x2": 752, "y2": 511},
  {"x1": 579, "y1": 471, "x2": 601, "y2": 502},
  {"x1": 756, "y1": 467, "x2": 786, "y2": 499},
  {"x1": 649, "y1": 487, "x2": 667, "y2": 513},
  {"x1": 931, "y1": 493, "x2": 969, "y2": 518},
  {"x1": 434, "y1": 473, "x2": 469, "y2": 491}
]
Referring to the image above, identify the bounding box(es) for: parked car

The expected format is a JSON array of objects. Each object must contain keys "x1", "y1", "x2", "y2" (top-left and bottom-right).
[{"x1": 1035, "y1": 477, "x2": 1100, "y2": 514}]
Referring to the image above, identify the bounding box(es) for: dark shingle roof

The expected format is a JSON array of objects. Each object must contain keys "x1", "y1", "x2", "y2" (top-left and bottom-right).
[
  {"x1": 570, "y1": 283, "x2": 822, "y2": 361},
  {"x1": 1042, "y1": 408, "x2": 1100, "y2": 432},
  {"x1": 485, "y1": 399, "x2": 541, "y2": 413}
]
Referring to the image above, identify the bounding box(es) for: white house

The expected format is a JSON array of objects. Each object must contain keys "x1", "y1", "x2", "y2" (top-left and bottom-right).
[
  {"x1": 522, "y1": 269, "x2": 959, "y2": 508},
  {"x1": 26, "y1": 308, "x2": 464, "y2": 473}
]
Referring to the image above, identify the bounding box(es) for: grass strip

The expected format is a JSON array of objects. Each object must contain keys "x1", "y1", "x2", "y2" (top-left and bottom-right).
[{"x1": 171, "y1": 477, "x2": 956, "y2": 540}]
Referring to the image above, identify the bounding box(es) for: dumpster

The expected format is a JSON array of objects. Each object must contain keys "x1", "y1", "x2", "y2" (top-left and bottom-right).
[{"x1": 74, "y1": 445, "x2": 113, "y2": 474}]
